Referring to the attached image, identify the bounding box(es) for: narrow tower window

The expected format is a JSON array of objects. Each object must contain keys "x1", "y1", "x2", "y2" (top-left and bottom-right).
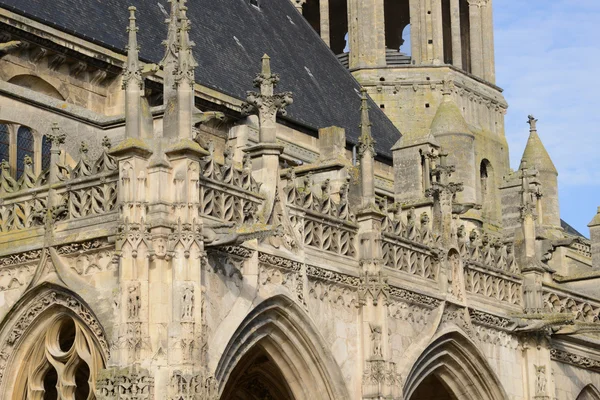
[{"x1": 16, "y1": 126, "x2": 34, "y2": 179}]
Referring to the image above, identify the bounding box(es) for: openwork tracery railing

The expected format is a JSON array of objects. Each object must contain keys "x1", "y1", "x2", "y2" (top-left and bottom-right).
[
  {"x1": 284, "y1": 173, "x2": 357, "y2": 258},
  {"x1": 543, "y1": 287, "x2": 600, "y2": 322},
  {"x1": 0, "y1": 139, "x2": 118, "y2": 233},
  {"x1": 198, "y1": 146, "x2": 263, "y2": 224},
  {"x1": 379, "y1": 202, "x2": 439, "y2": 281}
]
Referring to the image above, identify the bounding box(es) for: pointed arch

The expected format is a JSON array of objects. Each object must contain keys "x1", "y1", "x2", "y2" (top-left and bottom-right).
[
  {"x1": 215, "y1": 295, "x2": 350, "y2": 400},
  {"x1": 404, "y1": 331, "x2": 507, "y2": 400},
  {"x1": 0, "y1": 283, "x2": 109, "y2": 399},
  {"x1": 578, "y1": 384, "x2": 600, "y2": 400}
]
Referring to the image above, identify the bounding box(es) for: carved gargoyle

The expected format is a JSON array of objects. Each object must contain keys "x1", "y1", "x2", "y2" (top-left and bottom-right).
[
  {"x1": 203, "y1": 221, "x2": 275, "y2": 248},
  {"x1": 0, "y1": 40, "x2": 22, "y2": 55},
  {"x1": 193, "y1": 110, "x2": 225, "y2": 126}
]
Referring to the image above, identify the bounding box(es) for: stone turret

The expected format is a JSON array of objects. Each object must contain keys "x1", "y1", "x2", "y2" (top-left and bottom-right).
[
  {"x1": 430, "y1": 80, "x2": 476, "y2": 207},
  {"x1": 521, "y1": 115, "x2": 560, "y2": 231},
  {"x1": 589, "y1": 207, "x2": 600, "y2": 269}
]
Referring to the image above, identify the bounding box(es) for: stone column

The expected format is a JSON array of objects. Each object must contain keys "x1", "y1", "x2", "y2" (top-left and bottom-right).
[
  {"x1": 589, "y1": 207, "x2": 600, "y2": 269},
  {"x1": 431, "y1": 0, "x2": 444, "y2": 64},
  {"x1": 409, "y1": 0, "x2": 422, "y2": 64},
  {"x1": 467, "y1": 0, "x2": 484, "y2": 77},
  {"x1": 348, "y1": 0, "x2": 386, "y2": 68},
  {"x1": 319, "y1": 0, "x2": 330, "y2": 47},
  {"x1": 481, "y1": 0, "x2": 495, "y2": 82},
  {"x1": 450, "y1": 0, "x2": 462, "y2": 68}
]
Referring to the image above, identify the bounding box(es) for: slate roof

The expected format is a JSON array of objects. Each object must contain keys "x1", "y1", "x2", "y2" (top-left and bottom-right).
[
  {"x1": 0, "y1": 0, "x2": 401, "y2": 159},
  {"x1": 561, "y1": 219, "x2": 587, "y2": 239}
]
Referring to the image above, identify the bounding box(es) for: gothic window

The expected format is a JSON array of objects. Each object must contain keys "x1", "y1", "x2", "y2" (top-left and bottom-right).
[
  {"x1": 0, "y1": 123, "x2": 50, "y2": 177},
  {"x1": 41, "y1": 135, "x2": 52, "y2": 171},
  {"x1": 384, "y1": 0, "x2": 410, "y2": 52},
  {"x1": 14, "y1": 314, "x2": 104, "y2": 400},
  {"x1": 0, "y1": 124, "x2": 9, "y2": 163},
  {"x1": 16, "y1": 126, "x2": 34, "y2": 179}
]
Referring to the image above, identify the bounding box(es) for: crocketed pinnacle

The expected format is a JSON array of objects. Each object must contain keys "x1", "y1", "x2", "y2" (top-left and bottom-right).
[
  {"x1": 123, "y1": 6, "x2": 142, "y2": 90},
  {"x1": 521, "y1": 115, "x2": 557, "y2": 174},
  {"x1": 358, "y1": 88, "x2": 375, "y2": 158},
  {"x1": 175, "y1": 5, "x2": 197, "y2": 87},
  {"x1": 161, "y1": 0, "x2": 180, "y2": 67},
  {"x1": 430, "y1": 80, "x2": 470, "y2": 137}
]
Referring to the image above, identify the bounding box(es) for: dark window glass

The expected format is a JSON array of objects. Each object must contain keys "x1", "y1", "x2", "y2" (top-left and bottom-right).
[
  {"x1": 0, "y1": 124, "x2": 9, "y2": 164},
  {"x1": 42, "y1": 135, "x2": 52, "y2": 171},
  {"x1": 17, "y1": 126, "x2": 34, "y2": 179}
]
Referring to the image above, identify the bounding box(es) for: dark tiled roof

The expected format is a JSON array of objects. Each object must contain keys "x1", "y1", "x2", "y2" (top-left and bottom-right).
[
  {"x1": 0, "y1": 0, "x2": 401, "y2": 158},
  {"x1": 561, "y1": 219, "x2": 587, "y2": 239}
]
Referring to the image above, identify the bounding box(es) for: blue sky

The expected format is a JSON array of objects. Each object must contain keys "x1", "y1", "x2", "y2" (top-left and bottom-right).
[{"x1": 494, "y1": 0, "x2": 600, "y2": 237}]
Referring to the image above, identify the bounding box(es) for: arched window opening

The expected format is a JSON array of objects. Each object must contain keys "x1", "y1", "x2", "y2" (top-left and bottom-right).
[
  {"x1": 410, "y1": 374, "x2": 457, "y2": 400},
  {"x1": 0, "y1": 124, "x2": 9, "y2": 163},
  {"x1": 577, "y1": 384, "x2": 600, "y2": 400},
  {"x1": 43, "y1": 366, "x2": 59, "y2": 400},
  {"x1": 42, "y1": 135, "x2": 52, "y2": 171},
  {"x1": 401, "y1": 24, "x2": 411, "y2": 55},
  {"x1": 480, "y1": 159, "x2": 494, "y2": 219},
  {"x1": 13, "y1": 313, "x2": 104, "y2": 400},
  {"x1": 329, "y1": 0, "x2": 348, "y2": 54},
  {"x1": 384, "y1": 0, "x2": 410, "y2": 52},
  {"x1": 459, "y1": 0, "x2": 471, "y2": 72},
  {"x1": 8, "y1": 75, "x2": 65, "y2": 100},
  {"x1": 442, "y1": 0, "x2": 453, "y2": 64},
  {"x1": 303, "y1": 0, "x2": 321, "y2": 35},
  {"x1": 221, "y1": 344, "x2": 295, "y2": 400},
  {"x1": 16, "y1": 126, "x2": 34, "y2": 179}
]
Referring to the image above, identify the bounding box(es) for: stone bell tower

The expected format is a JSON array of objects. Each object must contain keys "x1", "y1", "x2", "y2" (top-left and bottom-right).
[{"x1": 300, "y1": 0, "x2": 509, "y2": 229}]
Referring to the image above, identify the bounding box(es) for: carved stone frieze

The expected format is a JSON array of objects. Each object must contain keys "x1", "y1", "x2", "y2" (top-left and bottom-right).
[
  {"x1": 474, "y1": 326, "x2": 519, "y2": 349},
  {"x1": 550, "y1": 348, "x2": 600, "y2": 370},
  {"x1": 388, "y1": 300, "x2": 433, "y2": 328},
  {"x1": 469, "y1": 309, "x2": 515, "y2": 330},
  {"x1": 388, "y1": 287, "x2": 441, "y2": 309},
  {"x1": 96, "y1": 368, "x2": 155, "y2": 400},
  {"x1": 306, "y1": 264, "x2": 361, "y2": 287},
  {"x1": 169, "y1": 371, "x2": 218, "y2": 400},
  {"x1": 0, "y1": 248, "x2": 45, "y2": 267}
]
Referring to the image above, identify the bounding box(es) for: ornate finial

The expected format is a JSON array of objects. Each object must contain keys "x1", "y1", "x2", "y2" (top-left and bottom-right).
[
  {"x1": 442, "y1": 79, "x2": 454, "y2": 97},
  {"x1": 261, "y1": 54, "x2": 272, "y2": 77},
  {"x1": 243, "y1": 55, "x2": 293, "y2": 143},
  {"x1": 79, "y1": 141, "x2": 89, "y2": 155},
  {"x1": 174, "y1": 5, "x2": 197, "y2": 88},
  {"x1": 122, "y1": 6, "x2": 143, "y2": 90},
  {"x1": 102, "y1": 136, "x2": 112, "y2": 149},
  {"x1": 358, "y1": 88, "x2": 375, "y2": 158},
  {"x1": 161, "y1": 0, "x2": 181, "y2": 65},
  {"x1": 47, "y1": 123, "x2": 66, "y2": 149},
  {"x1": 527, "y1": 115, "x2": 538, "y2": 131}
]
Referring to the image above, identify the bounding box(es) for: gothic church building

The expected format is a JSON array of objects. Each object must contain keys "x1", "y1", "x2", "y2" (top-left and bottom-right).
[{"x1": 0, "y1": 0, "x2": 599, "y2": 399}]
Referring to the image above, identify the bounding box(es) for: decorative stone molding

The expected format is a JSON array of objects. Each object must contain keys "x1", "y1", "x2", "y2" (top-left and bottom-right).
[
  {"x1": 306, "y1": 264, "x2": 361, "y2": 287},
  {"x1": 258, "y1": 252, "x2": 306, "y2": 307},
  {"x1": 96, "y1": 368, "x2": 155, "y2": 400},
  {"x1": 169, "y1": 370, "x2": 218, "y2": 400},
  {"x1": 388, "y1": 287, "x2": 441, "y2": 308},
  {"x1": 469, "y1": 309, "x2": 515, "y2": 330},
  {"x1": 550, "y1": 348, "x2": 600, "y2": 370},
  {"x1": 543, "y1": 290, "x2": 600, "y2": 323},
  {"x1": 474, "y1": 326, "x2": 519, "y2": 349},
  {"x1": 0, "y1": 248, "x2": 45, "y2": 267}
]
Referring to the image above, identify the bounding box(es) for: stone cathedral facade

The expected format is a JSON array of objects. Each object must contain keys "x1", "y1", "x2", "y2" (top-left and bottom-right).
[{"x1": 0, "y1": 0, "x2": 600, "y2": 399}]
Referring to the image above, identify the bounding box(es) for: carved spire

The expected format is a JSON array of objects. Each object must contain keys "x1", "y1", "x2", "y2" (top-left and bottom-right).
[
  {"x1": 123, "y1": 6, "x2": 143, "y2": 139},
  {"x1": 522, "y1": 114, "x2": 556, "y2": 174},
  {"x1": 357, "y1": 89, "x2": 377, "y2": 209},
  {"x1": 174, "y1": 5, "x2": 197, "y2": 89},
  {"x1": 161, "y1": 0, "x2": 181, "y2": 102},
  {"x1": 358, "y1": 88, "x2": 375, "y2": 158},
  {"x1": 242, "y1": 54, "x2": 293, "y2": 143},
  {"x1": 123, "y1": 6, "x2": 143, "y2": 91},
  {"x1": 173, "y1": 4, "x2": 197, "y2": 140}
]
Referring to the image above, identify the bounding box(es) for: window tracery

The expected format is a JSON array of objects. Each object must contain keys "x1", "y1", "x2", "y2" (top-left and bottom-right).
[{"x1": 13, "y1": 313, "x2": 104, "y2": 400}]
